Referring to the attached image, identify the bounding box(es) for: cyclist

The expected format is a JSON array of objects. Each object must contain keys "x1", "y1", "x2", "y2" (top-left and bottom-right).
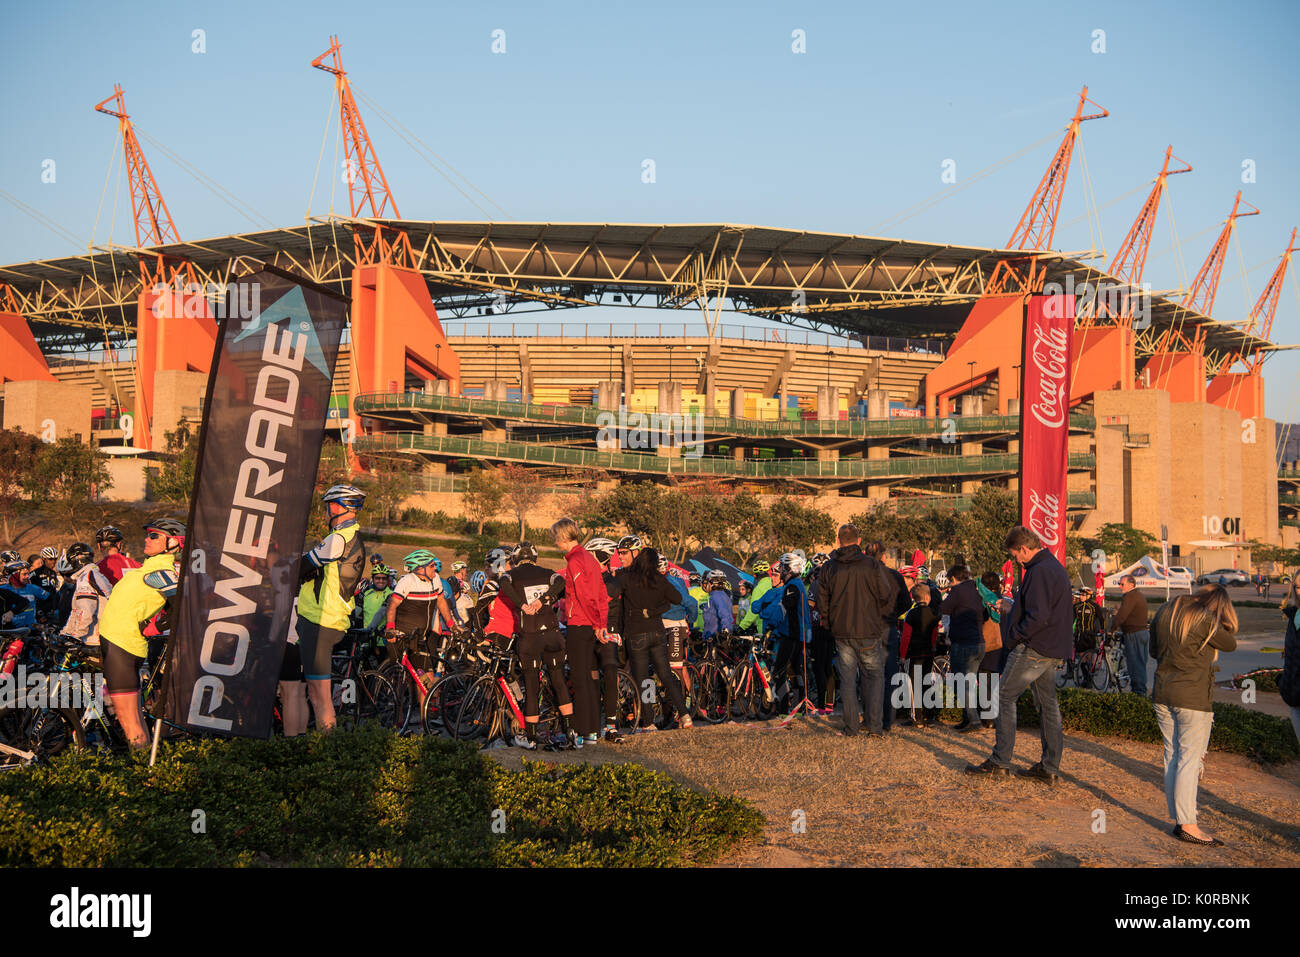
[
  {"x1": 760, "y1": 553, "x2": 812, "y2": 710},
  {"x1": 296, "y1": 484, "x2": 367, "y2": 732},
  {"x1": 361, "y1": 564, "x2": 394, "y2": 632},
  {"x1": 553, "y1": 518, "x2": 611, "y2": 747},
  {"x1": 95, "y1": 526, "x2": 140, "y2": 586},
  {"x1": 356, "y1": 553, "x2": 387, "y2": 596},
  {"x1": 615, "y1": 534, "x2": 642, "y2": 570},
  {"x1": 3, "y1": 559, "x2": 51, "y2": 630},
  {"x1": 737, "y1": 559, "x2": 773, "y2": 633},
  {"x1": 97, "y1": 519, "x2": 184, "y2": 748},
  {"x1": 31, "y1": 547, "x2": 61, "y2": 618},
  {"x1": 702, "y1": 570, "x2": 735, "y2": 639},
  {"x1": 58, "y1": 543, "x2": 112, "y2": 647},
  {"x1": 384, "y1": 549, "x2": 454, "y2": 665},
  {"x1": 687, "y1": 572, "x2": 708, "y2": 632},
  {"x1": 498, "y1": 542, "x2": 576, "y2": 749},
  {"x1": 474, "y1": 547, "x2": 516, "y2": 641},
  {"x1": 584, "y1": 537, "x2": 626, "y2": 744},
  {"x1": 428, "y1": 554, "x2": 462, "y2": 628},
  {"x1": 451, "y1": 561, "x2": 476, "y2": 622}
]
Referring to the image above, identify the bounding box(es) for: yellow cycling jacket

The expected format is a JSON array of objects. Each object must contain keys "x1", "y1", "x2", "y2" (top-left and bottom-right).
[{"x1": 99, "y1": 552, "x2": 175, "y2": 658}]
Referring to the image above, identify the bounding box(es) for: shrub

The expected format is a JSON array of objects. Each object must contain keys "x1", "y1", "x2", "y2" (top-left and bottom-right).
[{"x1": 0, "y1": 727, "x2": 762, "y2": 867}]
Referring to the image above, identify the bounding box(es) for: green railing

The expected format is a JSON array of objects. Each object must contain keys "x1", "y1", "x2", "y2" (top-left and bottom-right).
[
  {"x1": 1279, "y1": 493, "x2": 1300, "y2": 506},
  {"x1": 1280, "y1": 470, "x2": 1300, "y2": 481},
  {"x1": 881, "y1": 490, "x2": 1097, "y2": 513},
  {"x1": 357, "y1": 431, "x2": 1095, "y2": 480},
  {"x1": 354, "y1": 392, "x2": 1096, "y2": 440}
]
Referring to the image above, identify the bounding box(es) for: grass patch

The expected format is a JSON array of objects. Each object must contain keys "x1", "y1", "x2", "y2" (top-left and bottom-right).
[
  {"x1": 0, "y1": 726, "x2": 762, "y2": 867},
  {"x1": 938, "y1": 687, "x2": 1299, "y2": 764}
]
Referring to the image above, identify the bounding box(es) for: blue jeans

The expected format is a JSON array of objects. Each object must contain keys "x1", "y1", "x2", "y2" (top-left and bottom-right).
[
  {"x1": 835, "y1": 637, "x2": 885, "y2": 734},
  {"x1": 990, "y1": 644, "x2": 1064, "y2": 774},
  {"x1": 1122, "y1": 630, "x2": 1150, "y2": 696},
  {"x1": 948, "y1": 639, "x2": 986, "y2": 726},
  {"x1": 882, "y1": 624, "x2": 900, "y2": 730},
  {"x1": 1152, "y1": 704, "x2": 1214, "y2": 826}
]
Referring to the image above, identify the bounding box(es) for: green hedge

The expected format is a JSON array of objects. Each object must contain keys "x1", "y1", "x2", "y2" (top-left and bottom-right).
[
  {"x1": 938, "y1": 687, "x2": 1299, "y2": 764},
  {"x1": 0, "y1": 727, "x2": 762, "y2": 867}
]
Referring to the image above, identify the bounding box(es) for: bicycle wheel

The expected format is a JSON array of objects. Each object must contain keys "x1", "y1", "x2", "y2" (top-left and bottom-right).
[
  {"x1": 452, "y1": 676, "x2": 497, "y2": 743},
  {"x1": 422, "y1": 670, "x2": 472, "y2": 737},
  {"x1": 615, "y1": 669, "x2": 640, "y2": 731},
  {"x1": 1086, "y1": 651, "x2": 1112, "y2": 692},
  {"x1": 24, "y1": 707, "x2": 85, "y2": 759},
  {"x1": 1056, "y1": 657, "x2": 1071, "y2": 689},
  {"x1": 747, "y1": 666, "x2": 776, "y2": 720},
  {"x1": 357, "y1": 670, "x2": 400, "y2": 729},
  {"x1": 695, "y1": 662, "x2": 731, "y2": 723}
]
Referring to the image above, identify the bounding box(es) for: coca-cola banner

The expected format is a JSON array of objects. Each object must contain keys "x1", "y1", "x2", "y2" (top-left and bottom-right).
[{"x1": 1019, "y1": 294, "x2": 1074, "y2": 565}]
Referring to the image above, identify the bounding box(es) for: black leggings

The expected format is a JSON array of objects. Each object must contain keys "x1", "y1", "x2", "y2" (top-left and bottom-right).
[
  {"x1": 626, "y1": 629, "x2": 687, "y2": 727},
  {"x1": 771, "y1": 637, "x2": 809, "y2": 705},
  {"x1": 811, "y1": 626, "x2": 835, "y2": 708},
  {"x1": 518, "y1": 631, "x2": 570, "y2": 720},
  {"x1": 566, "y1": 625, "x2": 601, "y2": 737}
]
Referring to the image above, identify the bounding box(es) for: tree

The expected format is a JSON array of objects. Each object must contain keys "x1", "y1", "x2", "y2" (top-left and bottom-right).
[
  {"x1": 357, "y1": 455, "x2": 418, "y2": 527},
  {"x1": 955, "y1": 486, "x2": 1020, "y2": 573},
  {"x1": 149, "y1": 425, "x2": 198, "y2": 505},
  {"x1": 24, "y1": 438, "x2": 113, "y2": 539},
  {"x1": 1091, "y1": 523, "x2": 1159, "y2": 567},
  {"x1": 305, "y1": 442, "x2": 349, "y2": 544},
  {"x1": 0, "y1": 428, "x2": 42, "y2": 543},
  {"x1": 765, "y1": 496, "x2": 834, "y2": 555},
  {"x1": 462, "y1": 467, "x2": 507, "y2": 535},
  {"x1": 498, "y1": 464, "x2": 547, "y2": 542}
]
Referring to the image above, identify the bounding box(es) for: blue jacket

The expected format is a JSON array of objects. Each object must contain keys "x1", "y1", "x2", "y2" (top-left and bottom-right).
[
  {"x1": 781, "y1": 576, "x2": 813, "y2": 644},
  {"x1": 2, "y1": 582, "x2": 50, "y2": 628},
  {"x1": 754, "y1": 581, "x2": 786, "y2": 636},
  {"x1": 663, "y1": 575, "x2": 696, "y2": 624},
  {"x1": 702, "y1": 589, "x2": 735, "y2": 638}
]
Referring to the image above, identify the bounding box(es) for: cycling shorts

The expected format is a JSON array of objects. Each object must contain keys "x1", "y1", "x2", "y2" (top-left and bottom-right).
[
  {"x1": 665, "y1": 624, "x2": 688, "y2": 666},
  {"x1": 518, "y1": 631, "x2": 564, "y2": 671},
  {"x1": 279, "y1": 642, "x2": 304, "y2": 682},
  {"x1": 297, "y1": 618, "x2": 345, "y2": 680},
  {"x1": 101, "y1": 639, "x2": 144, "y2": 694}
]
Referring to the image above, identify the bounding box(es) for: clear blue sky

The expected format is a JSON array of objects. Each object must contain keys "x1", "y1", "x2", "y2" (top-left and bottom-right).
[{"x1": 2, "y1": 0, "x2": 1298, "y2": 416}]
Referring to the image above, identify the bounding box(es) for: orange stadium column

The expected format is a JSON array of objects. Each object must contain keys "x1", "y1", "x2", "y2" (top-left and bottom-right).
[
  {"x1": 133, "y1": 288, "x2": 217, "y2": 451},
  {"x1": 0, "y1": 312, "x2": 57, "y2": 383},
  {"x1": 1070, "y1": 325, "x2": 1134, "y2": 405},
  {"x1": 1140, "y1": 348, "x2": 1206, "y2": 403},
  {"x1": 348, "y1": 262, "x2": 461, "y2": 426},
  {"x1": 924, "y1": 295, "x2": 1023, "y2": 416},
  {"x1": 1207, "y1": 372, "x2": 1265, "y2": 420}
]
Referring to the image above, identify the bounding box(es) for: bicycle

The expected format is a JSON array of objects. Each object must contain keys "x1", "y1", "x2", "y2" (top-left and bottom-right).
[
  {"x1": 725, "y1": 632, "x2": 776, "y2": 720},
  {"x1": 452, "y1": 637, "x2": 565, "y2": 748},
  {"x1": 327, "y1": 628, "x2": 398, "y2": 732}
]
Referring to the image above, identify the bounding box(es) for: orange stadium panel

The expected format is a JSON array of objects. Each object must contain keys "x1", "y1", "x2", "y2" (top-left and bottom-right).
[
  {"x1": 133, "y1": 290, "x2": 217, "y2": 451},
  {"x1": 349, "y1": 262, "x2": 460, "y2": 408},
  {"x1": 1141, "y1": 349, "x2": 1206, "y2": 403},
  {"x1": 925, "y1": 295, "x2": 1022, "y2": 416},
  {"x1": 1206, "y1": 371, "x2": 1264, "y2": 420},
  {"x1": 0, "y1": 312, "x2": 57, "y2": 382},
  {"x1": 1070, "y1": 325, "x2": 1134, "y2": 405}
]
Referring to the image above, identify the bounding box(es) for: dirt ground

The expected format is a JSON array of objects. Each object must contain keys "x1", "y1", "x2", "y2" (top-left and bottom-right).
[{"x1": 491, "y1": 717, "x2": 1300, "y2": 867}]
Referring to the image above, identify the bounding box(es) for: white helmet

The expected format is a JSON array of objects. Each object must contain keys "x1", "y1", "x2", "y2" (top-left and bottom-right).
[
  {"x1": 322, "y1": 484, "x2": 366, "y2": 510},
  {"x1": 934, "y1": 570, "x2": 950, "y2": 590},
  {"x1": 779, "y1": 552, "x2": 806, "y2": 577}
]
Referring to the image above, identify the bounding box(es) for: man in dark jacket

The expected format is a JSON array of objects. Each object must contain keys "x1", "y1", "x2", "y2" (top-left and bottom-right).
[
  {"x1": 817, "y1": 524, "x2": 898, "y2": 736},
  {"x1": 940, "y1": 565, "x2": 987, "y2": 731},
  {"x1": 875, "y1": 545, "x2": 911, "y2": 731},
  {"x1": 967, "y1": 526, "x2": 1072, "y2": 782}
]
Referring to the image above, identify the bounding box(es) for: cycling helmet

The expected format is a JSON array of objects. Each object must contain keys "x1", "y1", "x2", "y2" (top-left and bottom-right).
[
  {"x1": 811, "y1": 552, "x2": 830, "y2": 570},
  {"x1": 470, "y1": 570, "x2": 487, "y2": 592},
  {"x1": 657, "y1": 554, "x2": 669, "y2": 573},
  {"x1": 144, "y1": 518, "x2": 186, "y2": 551},
  {"x1": 0, "y1": 549, "x2": 19, "y2": 565},
  {"x1": 322, "y1": 483, "x2": 366, "y2": 510},
  {"x1": 585, "y1": 537, "x2": 619, "y2": 566},
  {"x1": 511, "y1": 542, "x2": 538, "y2": 564},
  {"x1": 64, "y1": 542, "x2": 95, "y2": 571},
  {"x1": 56, "y1": 555, "x2": 73, "y2": 576},
  {"x1": 4, "y1": 559, "x2": 29, "y2": 576},
  {"x1": 752, "y1": 559, "x2": 770, "y2": 575},
  {"x1": 403, "y1": 548, "x2": 438, "y2": 572},
  {"x1": 95, "y1": 526, "x2": 123, "y2": 546},
  {"x1": 934, "y1": 570, "x2": 950, "y2": 590},
  {"x1": 616, "y1": 535, "x2": 643, "y2": 552},
  {"x1": 371, "y1": 564, "x2": 393, "y2": 580},
  {"x1": 451, "y1": 561, "x2": 467, "y2": 572},
  {"x1": 40, "y1": 546, "x2": 58, "y2": 561},
  {"x1": 706, "y1": 570, "x2": 731, "y2": 592},
  {"x1": 779, "y1": 552, "x2": 806, "y2": 577},
  {"x1": 370, "y1": 554, "x2": 384, "y2": 566},
  {"x1": 485, "y1": 547, "x2": 511, "y2": 575},
  {"x1": 431, "y1": 554, "x2": 443, "y2": 573},
  {"x1": 688, "y1": 572, "x2": 702, "y2": 586}
]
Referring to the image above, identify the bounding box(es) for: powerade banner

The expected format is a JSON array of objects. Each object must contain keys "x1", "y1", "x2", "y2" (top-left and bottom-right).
[
  {"x1": 1019, "y1": 294, "x2": 1074, "y2": 566},
  {"x1": 166, "y1": 267, "x2": 347, "y2": 737}
]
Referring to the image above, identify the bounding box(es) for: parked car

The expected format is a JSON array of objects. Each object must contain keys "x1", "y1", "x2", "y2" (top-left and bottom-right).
[{"x1": 1196, "y1": 568, "x2": 1249, "y2": 586}]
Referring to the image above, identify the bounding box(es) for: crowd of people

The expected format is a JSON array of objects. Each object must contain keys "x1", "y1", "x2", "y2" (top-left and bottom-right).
[{"x1": 4, "y1": 482, "x2": 1299, "y2": 850}]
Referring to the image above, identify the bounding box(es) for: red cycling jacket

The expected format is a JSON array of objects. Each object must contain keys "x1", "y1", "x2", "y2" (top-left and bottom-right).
[
  {"x1": 97, "y1": 553, "x2": 140, "y2": 587},
  {"x1": 562, "y1": 545, "x2": 609, "y2": 630}
]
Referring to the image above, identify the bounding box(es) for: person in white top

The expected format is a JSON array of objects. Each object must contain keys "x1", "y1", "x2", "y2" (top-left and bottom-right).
[{"x1": 58, "y1": 543, "x2": 112, "y2": 646}]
